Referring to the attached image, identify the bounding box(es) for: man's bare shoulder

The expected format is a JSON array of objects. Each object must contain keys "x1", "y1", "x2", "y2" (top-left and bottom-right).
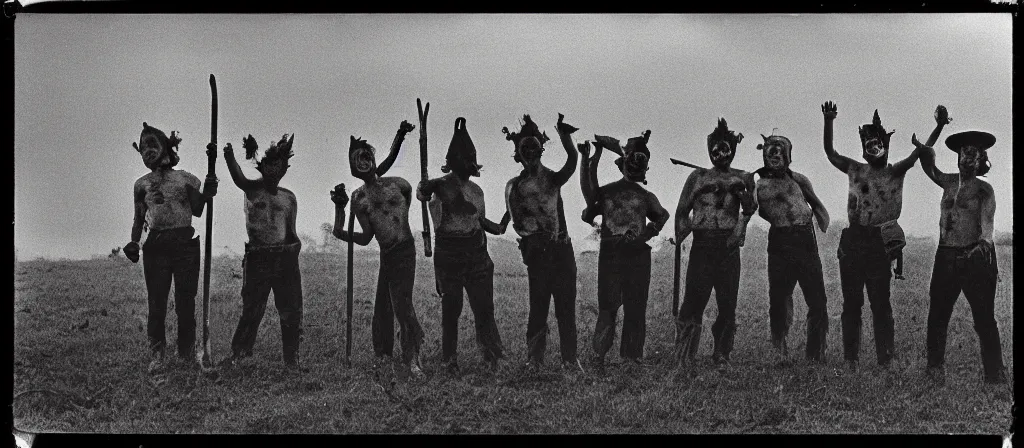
[
  {"x1": 728, "y1": 167, "x2": 752, "y2": 177},
  {"x1": 790, "y1": 171, "x2": 813, "y2": 186},
  {"x1": 381, "y1": 176, "x2": 411, "y2": 190},
  {"x1": 172, "y1": 169, "x2": 201, "y2": 187},
  {"x1": 276, "y1": 187, "x2": 298, "y2": 204}
]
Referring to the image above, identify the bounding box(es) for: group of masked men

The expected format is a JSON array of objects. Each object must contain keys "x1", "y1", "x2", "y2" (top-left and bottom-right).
[{"x1": 126, "y1": 101, "x2": 1006, "y2": 385}]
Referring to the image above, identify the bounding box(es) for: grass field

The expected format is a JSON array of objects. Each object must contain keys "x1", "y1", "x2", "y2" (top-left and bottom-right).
[{"x1": 13, "y1": 225, "x2": 1014, "y2": 434}]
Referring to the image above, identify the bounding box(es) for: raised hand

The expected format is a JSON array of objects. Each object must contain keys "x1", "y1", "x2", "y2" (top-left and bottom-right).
[
  {"x1": 399, "y1": 120, "x2": 416, "y2": 134},
  {"x1": 934, "y1": 105, "x2": 952, "y2": 125},
  {"x1": 577, "y1": 140, "x2": 591, "y2": 157},
  {"x1": 911, "y1": 133, "x2": 936, "y2": 158},
  {"x1": 556, "y1": 113, "x2": 579, "y2": 135},
  {"x1": 821, "y1": 101, "x2": 838, "y2": 120},
  {"x1": 123, "y1": 241, "x2": 140, "y2": 263},
  {"x1": 331, "y1": 183, "x2": 349, "y2": 208},
  {"x1": 223, "y1": 142, "x2": 235, "y2": 156}
]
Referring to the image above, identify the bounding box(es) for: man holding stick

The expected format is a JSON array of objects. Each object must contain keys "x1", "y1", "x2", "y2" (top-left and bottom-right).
[
  {"x1": 222, "y1": 134, "x2": 304, "y2": 369},
  {"x1": 581, "y1": 128, "x2": 670, "y2": 373},
  {"x1": 672, "y1": 118, "x2": 756, "y2": 371},
  {"x1": 125, "y1": 123, "x2": 218, "y2": 378},
  {"x1": 330, "y1": 122, "x2": 427, "y2": 379},
  {"x1": 498, "y1": 113, "x2": 583, "y2": 373},
  {"x1": 418, "y1": 117, "x2": 506, "y2": 375},
  {"x1": 911, "y1": 120, "x2": 1007, "y2": 385}
]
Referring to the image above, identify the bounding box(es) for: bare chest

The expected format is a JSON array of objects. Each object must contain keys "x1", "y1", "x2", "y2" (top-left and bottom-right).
[
  {"x1": 693, "y1": 173, "x2": 743, "y2": 211},
  {"x1": 141, "y1": 174, "x2": 190, "y2": 207},
  {"x1": 940, "y1": 182, "x2": 987, "y2": 215},
  {"x1": 757, "y1": 178, "x2": 805, "y2": 209},
  {"x1": 356, "y1": 184, "x2": 407, "y2": 217},
  {"x1": 245, "y1": 190, "x2": 290, "y2": 218},
  {"x1": 436, "y1": 183, "x2": 483, "y2": 217}
]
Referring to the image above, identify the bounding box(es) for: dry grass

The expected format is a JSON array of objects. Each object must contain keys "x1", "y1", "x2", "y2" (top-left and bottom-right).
[{"x1": 12, "y1": 226, "x2": 1014, "y2": 434}]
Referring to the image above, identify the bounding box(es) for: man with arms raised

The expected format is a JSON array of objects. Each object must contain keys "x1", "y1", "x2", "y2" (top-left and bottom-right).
[
  {"x1": 582, "y1": 128, "x2": 670, "y2": 373},
  {"x1": 911, "y1": 121, "x2": 1007, "y2": 384},
  {"x1": 752, "y1": 133, "x2": 830, "y2": 364},
  {"x1": 223, "y1": 134, "x2": 304, "y2": 368},
  {"x1": 330, "y1": 121, "x2": 427, "y2": 378},
  {"x1": 498, "y1": 114, "x2": 583, "y2": 373},
  {"x1": 126, "y1": 123, "x2": 218, "y2": 377},
  {"x1": 821, "y1": 102, "x2": 942, "y2": 371},
  {"x1": 673, "y1": 118, "x2": 756, "y2": 371},
  {"x1": 418, "y1": 117, "x2": 505, "y2": 374}
]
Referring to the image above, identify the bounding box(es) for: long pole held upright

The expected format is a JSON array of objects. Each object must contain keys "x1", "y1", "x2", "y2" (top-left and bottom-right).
[
  {"x1": 345, "y1": 208, "x2": 355, "y2": 368},
  {"x1": 201, "y1": 74, "x2": 217, "y2": 368},
  {"x1": 417, "y1": 98, "x2": 432, "y2": 257},
  {"x1": 672, "y1": 239, "x2": 681, "y2": 317}
]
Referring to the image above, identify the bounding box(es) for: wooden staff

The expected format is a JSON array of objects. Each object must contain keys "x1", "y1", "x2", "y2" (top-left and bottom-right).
[
  {"x1": 200, "y1": 74, "x2": 217, "y2": 369},
  {"x1": 345, "y1": 203, "x2": 355, "y2": 368},
  {"x1": 417, "y1": 98, "x2": 432, "y2": 257},
  {"x1": 672, "y1": 238, "x2": 681, "y2": 317}
]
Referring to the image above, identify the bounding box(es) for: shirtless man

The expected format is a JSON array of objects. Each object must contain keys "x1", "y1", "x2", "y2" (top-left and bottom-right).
[
  {"x1": 126, "y1": 122, "x2": 218, "y2": 375},
  {"x1": 330, "y1": 122, "x2": 427, "y2": 378},
  {"x1": 911, "y1": 123, "x2": 1007, "y2": 384},
  {"x1": 417, "y1": 117, "x2": 505, "y2": 374},
  {"x1": 752, "y1": 134, "x2": 831, "y2": 364},
  {"x1": 821, "y1": 102, "x2": 941, "y2": 371},
  {"x1": 223, "y1": 134, "x2": 304, "y2": 367},
  {"x1": 582, "y1": 128, "x2": 671, "y2": 372},
  {"x1": 673, "y1": 118, "x2": 756, "y2": 370},
  {"x1": 497, "y1": 113, "x2": 583, "y2": 372}
]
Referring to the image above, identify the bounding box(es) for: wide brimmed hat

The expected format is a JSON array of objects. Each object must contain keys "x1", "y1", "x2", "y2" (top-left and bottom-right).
[{"x1": 944, "y1": 130, "x2": 995, "y2": 152}]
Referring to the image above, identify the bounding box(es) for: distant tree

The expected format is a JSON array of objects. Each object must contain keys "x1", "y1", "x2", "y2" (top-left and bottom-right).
[
  {"x1": 299, "y1": 233, "x2": 319, "y2": 252},
  {"x1": 321, "y1": 222, "x2": 334, "y2": 247}
]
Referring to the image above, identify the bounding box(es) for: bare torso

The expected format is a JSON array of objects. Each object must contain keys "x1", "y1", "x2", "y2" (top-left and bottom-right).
[
  {"x1": 505, "y1": 167, "x2": 564, "y2": 237},
  {"x1": 597, "y1": 179, "x2": 662, "y2": 239},
  {"x1": 429, "y1": 174, "x2": 486, "y2": 236},
  {"x1": 352, "y1": 177, "x2": 414, "y2": 250},
  {"x1": 135, "y1": 169, "x2": 200, "y2": 231},
  {"x1": 244, "y1": 187, "x2": 296, "y2": 246},
  {"x1": 845, "y1": 163, "x2": 905, "y2": 226},
  {"x1": 938, "y1": 177, "x2": 991, "y2": 247},
  {"x1": 756, "y1": 174, "x2": 813, "y2": 228},
  {"x1": 689, "y1": 168, "x2": 749, "y2": 230}
]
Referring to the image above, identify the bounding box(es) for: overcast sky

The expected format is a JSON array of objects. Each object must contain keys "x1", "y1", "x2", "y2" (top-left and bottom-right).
[{"x1": 14, "y1": 14, "x2": 1012, "y2": 260}]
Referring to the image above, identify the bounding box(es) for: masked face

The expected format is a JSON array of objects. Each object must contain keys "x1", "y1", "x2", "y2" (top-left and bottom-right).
[
  {"x1": 763, "y1": 141, "x2": 788, "y2": 170},
  {"x1": 621, "y1": 150, "x2": 649, "y2": 181},
  {"x1": 517, "y1": 136, "x2": 543, "y2": 165},
  {"x1": 862, "y1": 137, "x2": 888, "y2": 165},
  {"x1": 709, "y1": 140, "x2": 735, "y2": 169},
  {"x1": 958, "y1": 145, "x2": 983, "y2": 175},
  {"x1": 260, "y1": 157, "x2": 290, "y2": 184},
  {"x1": 349, "y1": 145, "x2": 376, "y2": 178},
  {"x1": 138, "y1": 135, "x2": 167, "y2": 169}
]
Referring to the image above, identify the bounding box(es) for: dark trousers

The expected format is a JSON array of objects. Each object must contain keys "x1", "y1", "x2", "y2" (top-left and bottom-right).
[
  {"x1": 519, "y1": 234, "x2": 578, "y2": 364},
  {"x1": 593, "y1": 237, "x2": 652, "y2": 361},
  {"x1": 230, "y1": 241, "x2": 303, "y2": 362},
  {"x1": 926, "y1": 244, "x2": 1004, "y2": 378},
  {"x1": 433, "y1": 232, "x2": 505, "y2": 364},
  {"x1": 767, "y1": 224, "x2": 829, "y2": 360},
  {"x1": 142, "y1": 227, "x2": 200, "y2": 358},
  {"x1": 675, "y1": 229, "x2": 741, "y2": 362},
  {"x1": 372, "y1": 239, "x2": 425, "y2": 365},
  {"x1": 838, "y1": 225, "x2": 894, "y2": 365}
]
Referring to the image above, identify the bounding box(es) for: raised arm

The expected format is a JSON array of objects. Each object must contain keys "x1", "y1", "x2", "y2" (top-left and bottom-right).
[
  {"x1": 793, "y1": 172, "x2": 831, "y2": 233},
  {"x1": 674, "y1": 171, "x2": 700, "y2": 245},
  {"x1": 223, "y1": 143, "x2": 262, "y2": 191},
  {"x1": 376, "y1": 120, "x2": 415, "y2": 176},
  {"x1": 553, "y1": 114, "x2": 580, "y2": 186},
  {"x1": 912, "y1": 133, "x2": 956, "y2": 188},
  {"x1": 822, "y1": 101, "x2": 856, "y2": 173}
]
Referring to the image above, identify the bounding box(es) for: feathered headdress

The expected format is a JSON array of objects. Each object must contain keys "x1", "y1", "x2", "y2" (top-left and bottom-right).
[
  {"x1": 706, "y1": 118, "x2": 743, "y2": 151},
  {"x1": 624, "y1": 130, "x2": 652, "y2": 156},
  {"x1": 858, "y1": 110, "x2": 895, "y2": 148},
  {"x1": 244, "y1": 133, "x2": 295, "y2": 170},
  {"x1": 502, "y1": 114, "x2": 550, "y2": 162}
]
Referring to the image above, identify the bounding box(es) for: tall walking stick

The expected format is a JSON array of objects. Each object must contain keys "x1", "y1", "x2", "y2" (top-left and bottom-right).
[
  {"x1": 417, "y1": 98, "x2": 432, "y2": 257},
  {"x1": 672, "y1": 238, "x2": 681, "y2": 317},
  {"x1": 200, "y1": 74, "x2": 217, "y2": 369},
  {"x1": 345, "y1": 206, "x2": 355, "y2": 368}
]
